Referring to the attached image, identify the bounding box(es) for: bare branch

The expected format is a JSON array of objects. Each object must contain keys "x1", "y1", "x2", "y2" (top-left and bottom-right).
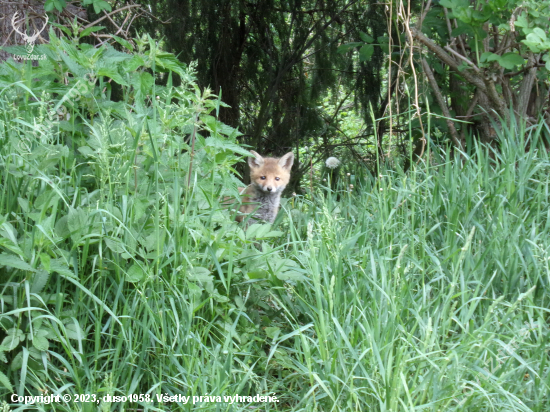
[
  {"x1": 421, "y1": 58, "x2": 462, "y2": 148},
  {"x1": 444, "y1": 45, "x2": 480, "y2": 72},
  {"x1": 83, "y1": 5, "x2": 142, "y2": 29},
  {"x1": 418, "y1": 0, "x2": 432, "y2": 29},
  {"x1": 411, "y1": 28, "x2": 487, "y2": 91}
]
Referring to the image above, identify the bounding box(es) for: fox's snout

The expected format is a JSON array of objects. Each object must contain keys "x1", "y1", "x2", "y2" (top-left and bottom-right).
[{"x1": 257, "y1": 182, "x2": 277, "y2": 192}]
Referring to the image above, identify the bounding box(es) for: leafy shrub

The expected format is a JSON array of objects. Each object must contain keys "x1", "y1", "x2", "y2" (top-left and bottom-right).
[{"x1": 0, "y1": 31, "x2": 303, "y2": 405}]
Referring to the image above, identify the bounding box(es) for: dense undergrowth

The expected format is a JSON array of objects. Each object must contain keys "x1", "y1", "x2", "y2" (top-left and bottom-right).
[{"x1": 0, "y1": 32, "x2": 549, "y2": 411}]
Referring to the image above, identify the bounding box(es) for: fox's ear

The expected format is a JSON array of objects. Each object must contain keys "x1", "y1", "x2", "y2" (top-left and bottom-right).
[
  {"x1": 248, "y1": 150, "x2": 264, "y2": 168},
  {"x1": 278, "y1": 152, "x2": 294, "y2": 171}
]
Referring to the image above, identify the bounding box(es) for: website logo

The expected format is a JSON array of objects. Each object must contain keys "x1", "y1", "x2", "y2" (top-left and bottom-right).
[{"x1": 11, "y1": 12, "x2": 49, "y2": 55}]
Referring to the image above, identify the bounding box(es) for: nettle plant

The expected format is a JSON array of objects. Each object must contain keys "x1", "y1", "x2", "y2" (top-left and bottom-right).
[{"x1": 0, "y1": 31, "x2": 302, "y2": 393}]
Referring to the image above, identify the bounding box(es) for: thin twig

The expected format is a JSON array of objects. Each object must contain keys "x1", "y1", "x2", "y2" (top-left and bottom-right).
[
  {"x1": 418, "y1": 0, "x2": 432, "y2": 29},
  {"x1": 402, "y1": 1, "x2": 427, "y2": 160},
  {"x1": 421, "y1": 58, "x2": 462, "y2": 148},
  {"x1": 444, "y1": 45, "x2": 480, "y2": 72},
  {"x1": 442, "y1": 7, "x2": 454, "y2": 44},
  {"x1": 83, "y1": 5, "x2": 142, "y2": 29}
]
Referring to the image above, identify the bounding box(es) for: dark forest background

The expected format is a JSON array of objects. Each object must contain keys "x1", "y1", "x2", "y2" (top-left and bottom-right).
[{"x1": 2, "y1": 0, "x2": 549, "y2": 187}]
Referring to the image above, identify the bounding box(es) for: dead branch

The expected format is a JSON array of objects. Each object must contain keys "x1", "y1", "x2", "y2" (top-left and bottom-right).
[
  {"x1": 444, "y1": 45, "x2": 480, "y2": 72},
  {"x1": 411, "y1": 28, "x2": 486, "y2": 90},
  {"x1": 420, "y1": 58, "x2": 462, "y2": 148},
  {"x1": 83, "y1": 4, "x2": 142, "y2": 29}
]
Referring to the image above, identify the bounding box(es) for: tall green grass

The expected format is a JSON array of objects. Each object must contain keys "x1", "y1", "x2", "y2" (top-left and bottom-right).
[
  {"x1": 0, "y1": 32, "x2": 549, "y2": 411},
  {"x1": 283, "y1": 128, "x2": 550, "y2": 411}
]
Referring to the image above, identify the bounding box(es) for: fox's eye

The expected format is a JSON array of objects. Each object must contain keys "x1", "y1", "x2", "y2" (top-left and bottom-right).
[
  {"x1": 275, "y1": 177, "x2": 280, "y2": 181},
  {"x1": 260, "y1": 176, "x2": 266, "y2": 180}
]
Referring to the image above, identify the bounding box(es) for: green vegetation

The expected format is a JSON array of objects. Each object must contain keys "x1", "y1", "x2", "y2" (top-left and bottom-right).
[
  {"x1": 133, "y1": 0, "x2": 389, "y2": 161},
  {"x1": 412, "y1": 0, "x2": 550, "y2": 145},
  {"x1": 0, "y1": 30, "x2": 549, "y2": 411}
]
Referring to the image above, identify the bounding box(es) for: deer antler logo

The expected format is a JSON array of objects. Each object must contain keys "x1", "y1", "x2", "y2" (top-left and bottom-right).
[{"x1": 11, "y1": 12, "x2": 49, "y2": 54}]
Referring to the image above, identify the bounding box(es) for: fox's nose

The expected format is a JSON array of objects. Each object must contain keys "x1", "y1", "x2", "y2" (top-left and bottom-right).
[{"x1": 267, "y1": 187, "x2": 272, "y2": 192}]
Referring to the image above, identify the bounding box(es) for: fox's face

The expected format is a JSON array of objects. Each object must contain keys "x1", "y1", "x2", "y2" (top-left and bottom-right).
[{"x1": 248, "y1": 151, "x2": 294, "y2": 194}]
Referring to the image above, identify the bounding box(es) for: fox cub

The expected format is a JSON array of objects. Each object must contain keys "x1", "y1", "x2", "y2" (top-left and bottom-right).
[{"x1": 236, "y1": 150, "x2": 294, "y2": 224}]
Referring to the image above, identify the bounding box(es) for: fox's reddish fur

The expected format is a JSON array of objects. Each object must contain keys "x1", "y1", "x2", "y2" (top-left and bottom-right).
[{"x1": 235, "y1": 151, "x2": 294, "y2": 224}]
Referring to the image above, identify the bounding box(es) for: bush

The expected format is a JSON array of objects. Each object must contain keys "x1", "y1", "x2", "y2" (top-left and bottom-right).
[{"x1": 0, "y1": 32, "x2": 304, "y2": 408}]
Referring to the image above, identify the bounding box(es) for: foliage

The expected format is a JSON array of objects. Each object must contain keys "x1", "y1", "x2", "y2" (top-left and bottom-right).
[
  {"x1": 0, "y1": 9, "x2": 549, "y2": 412},
  {"x1": 45, "y1": 0, "x2": 111, "y2": 14},
  {"x1": 411, "y1": 0, "x2": 550, "y2": 144},
  {"x1": 133, "y1": 0, "x2": 389, "y2": 168},
  {"x1": 0, "y1": 30, "x2": 306, "y2": 408}
]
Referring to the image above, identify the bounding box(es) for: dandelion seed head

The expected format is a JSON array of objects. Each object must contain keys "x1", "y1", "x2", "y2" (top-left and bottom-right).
[{"x1": 325, "y1": 157, "x2": 341, "y2": 169}]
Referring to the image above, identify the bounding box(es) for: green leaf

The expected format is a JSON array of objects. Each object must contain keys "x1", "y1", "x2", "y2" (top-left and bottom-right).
[
  {"x1": 97, "y1": 67, "x2": 128, "y2": 86},
  {"x1": 451, "y1": 23, "x2": 474, "y2": 37},
  {"x1": 17, "y1": 198, "x2": 29, "y2": 213},
  {"x1": 79, "y1": 26, "x2": 106, "y2": 38},
  {"x1": 514, "y1": 12, "x2": 529, "y2": 29},
  {"x1": 50, "y1": 259, "x2": 75, "y2": 278},
  {"x1": 1, "y1": 330, "x2": 23, "y2": 351},
  {"x1": 126, "y1": 264, "x2": 146, "y2": 283},
  {"x1": 276, "y1": 269, "x2": 306, "y2": 282},
  {"x1": 265, "y1": 327, "x2": 281, "y2": 340},
  {"x1": 35, "y1": 329, "x2": 48, "y2": 338},
  {"x1": 188, "y1": 267, "x2": 212, "y2": 281},
  {"x1": 337, "y1": 42, "x2": 362, "y2": 54},
  {"x1": 106, "y1": 238, "x2": 125, "y2": 254},
  {"x1": 67, "y1": 207, "x2": 87, "y2": 240},
  {"x1": 480, "y1": 52, "x2": 500, "y2": 63},
  {"x1": 533, "y1": 27, "x2": 547, "y2": 41},
  {"x1": 202, "y1": 131, "x2": 248, "y2": 154},
  {"x1": 31, "y1": 270, "x2": 50, "y2": 294},
  {"x1": 522, "y1": 28, "x2": 550, "y2": 53},
  {"x1": 155, "y1": 52, "x2": 186, "y2": 75},
  {"x1": 138, "y1": 72, "x2": 154, "y2": 97},
  {"x1": 247, "y1": 269, "x2": 269, "y2": 280},
  {"x1": 359, "y1": 44, "x2": 374, "y2": 62},
  {"x1": 55, "y1": 215, "x2": 71, "y2": 238},
  {"x1": 10, "y1": 352, "x2": 23, "y2": 370},
  {"x1": 359, "y1": 31, "x2": 374, "y2": 43},
  {"x1": 32, "y1": 335, "x2": 49, "y2": 352},
  {"x1": 45, "y1": 0, "x2": 67, "y2": 12},
  {"x1": 92, "y1": 0, "x2": 112, "y2": 13},
  {"x1": 64, "y1": 322, "x2": 83, "y2": 340},
  {"x1": 377, "y1": 36, "x2": 392, "y2": 53},
  {"x1": 499, "y1": 52, "x2": 524, "y2": 69},
  {"x1": 439, "y1": 0, "x2": 455, "y2": 7},
  {"x1": 49, "y1": 22, "x2": 72, "y2": 37},
  {"x1": 40, "y1": 253, "x2": 51, "y2": 272},
  {"x1": 112, "y1": 35, "x2": 134, "y2": 51},
  {"x1": 246, "y1": 223, "x2": 273, "y2": 239},
  {"x1": 0, "y1": 371, "x2": 13, "y2": 392},
  {"x1": 59, "y1": 51, "x2": 87, "y2": 77},
  {"x1": 0, "y1": 253, "x2": 35, "y2": 272}
]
